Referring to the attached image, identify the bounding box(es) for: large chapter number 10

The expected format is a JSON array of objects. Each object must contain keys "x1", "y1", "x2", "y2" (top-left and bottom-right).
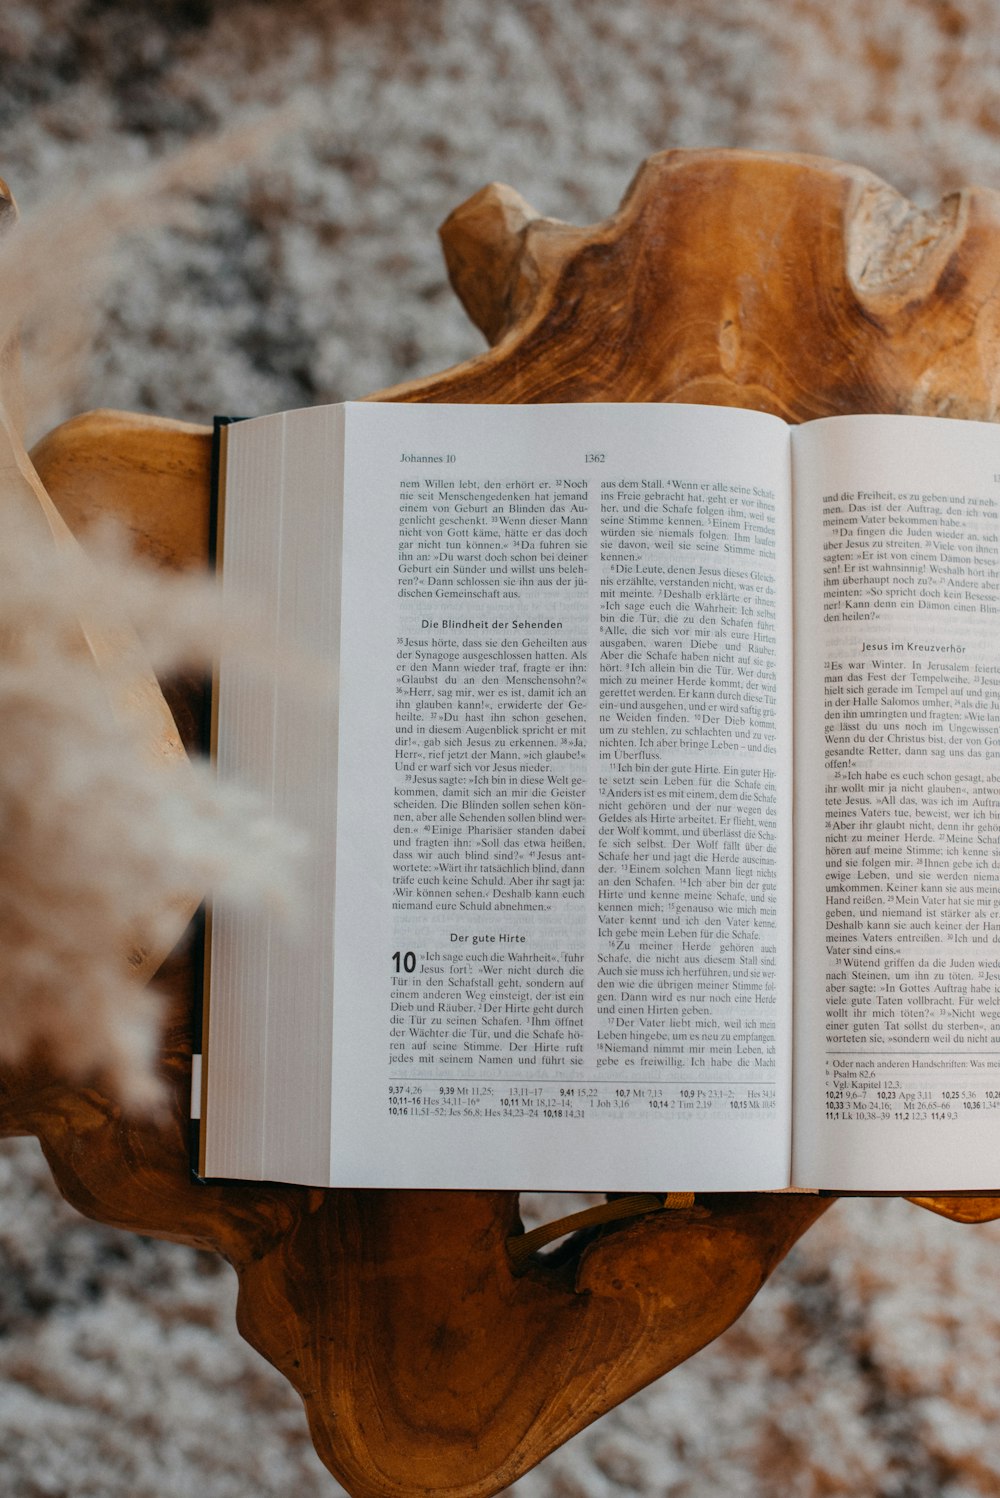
[{"x1": 392, "y1": 950, "x2": 418, "y2": 974}]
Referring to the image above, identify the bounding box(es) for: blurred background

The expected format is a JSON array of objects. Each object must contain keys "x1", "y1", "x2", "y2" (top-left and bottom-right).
[{"x1": 3, "y1": 1, "x2": 1000, "y2": 1494}]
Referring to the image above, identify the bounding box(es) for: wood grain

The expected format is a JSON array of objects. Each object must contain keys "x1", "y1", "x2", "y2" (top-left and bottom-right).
[{"x1": 6, "y1": 149, "x2": 1000, "y2": 1497}]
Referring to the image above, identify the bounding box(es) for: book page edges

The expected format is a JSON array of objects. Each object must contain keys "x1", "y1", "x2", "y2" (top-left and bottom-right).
[{"x1": 202, "y1": 405, "x2": 345, "y2": 1184}]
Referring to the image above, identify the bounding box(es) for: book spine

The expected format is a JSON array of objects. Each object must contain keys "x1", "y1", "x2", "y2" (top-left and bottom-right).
[{"x1": 190, "y1": 417, "x2": 242, "y2": 1182}]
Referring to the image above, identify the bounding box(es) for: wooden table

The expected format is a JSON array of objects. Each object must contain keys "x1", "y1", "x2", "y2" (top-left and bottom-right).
[{"x1": 6, "y1": 149, "x2": 1000, "y2": 1498}]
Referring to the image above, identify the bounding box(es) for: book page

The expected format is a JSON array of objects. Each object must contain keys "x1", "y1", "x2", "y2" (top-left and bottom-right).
[
  {"x1": 792, "y1": 414, "x2": 1000, "y2": 1190},
  {"x1": 330, "y1": 402, "x2": 793, "y2": 1190}
]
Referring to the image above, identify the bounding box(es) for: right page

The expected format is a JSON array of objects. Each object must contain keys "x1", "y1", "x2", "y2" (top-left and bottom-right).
[{"x1": 791, "y1": 414, "x2": 1000, "y2": 1190}]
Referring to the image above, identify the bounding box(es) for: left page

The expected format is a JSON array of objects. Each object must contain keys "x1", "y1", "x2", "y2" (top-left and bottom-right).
[{"x1": 329, "y1": 401, "x2": 794, "y2": 1190}]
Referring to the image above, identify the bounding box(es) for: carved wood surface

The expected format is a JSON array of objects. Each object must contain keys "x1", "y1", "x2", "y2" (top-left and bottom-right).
[{"x1": 8, "y1": 149, "x2": 1000, "y2": 1496}]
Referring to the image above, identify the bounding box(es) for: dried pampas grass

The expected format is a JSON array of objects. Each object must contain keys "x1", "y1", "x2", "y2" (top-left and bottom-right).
[
  {"x1": 0, "y1": 505, "x2": 306, "y2": 1110},
  {"x1": 0, "y1": 113, "x2": 313, "y2": 1108}
]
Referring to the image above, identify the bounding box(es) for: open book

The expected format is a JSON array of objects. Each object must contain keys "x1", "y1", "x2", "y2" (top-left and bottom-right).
[{"x1": 197, "y1": 401, "x2": 1000, "y2": 1193}]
